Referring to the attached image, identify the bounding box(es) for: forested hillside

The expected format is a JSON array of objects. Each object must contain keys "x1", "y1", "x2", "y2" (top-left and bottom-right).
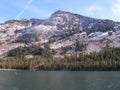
[{"x1": 0, "y1": 47, "x2": 120, "y2": 71}]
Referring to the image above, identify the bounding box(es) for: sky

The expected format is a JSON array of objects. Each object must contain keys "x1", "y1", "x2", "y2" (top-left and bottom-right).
[{"x1": 0, "y1": 0, "x2": 120, "y2": 23}]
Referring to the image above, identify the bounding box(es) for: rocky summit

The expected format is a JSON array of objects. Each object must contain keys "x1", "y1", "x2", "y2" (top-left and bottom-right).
[{"x1": 0, "y1": 10, "x2": 120, "y2": 58}]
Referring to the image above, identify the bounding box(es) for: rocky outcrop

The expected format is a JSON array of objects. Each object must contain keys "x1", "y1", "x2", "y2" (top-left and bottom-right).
[
  {"x1": 0, "y1": 10, "x2": 120, "y2": 58},
  {"x1": 30, "y1": 18, "x2": 45, "y2": 26}
]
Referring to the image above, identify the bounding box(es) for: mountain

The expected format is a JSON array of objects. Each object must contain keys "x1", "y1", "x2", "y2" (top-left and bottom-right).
[{"x1": 0, "y1": 10, "x2": 120, "y2": 58}]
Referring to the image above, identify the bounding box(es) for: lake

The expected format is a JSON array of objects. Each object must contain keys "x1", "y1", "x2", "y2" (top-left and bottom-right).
[{"x1": 0, "y1": 71, "x2": 120, "y2": 90}]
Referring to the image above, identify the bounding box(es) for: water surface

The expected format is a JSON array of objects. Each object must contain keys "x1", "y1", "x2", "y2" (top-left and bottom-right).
[{"x1": 0, "y1": 71, "x2": 120, "y2": 90}]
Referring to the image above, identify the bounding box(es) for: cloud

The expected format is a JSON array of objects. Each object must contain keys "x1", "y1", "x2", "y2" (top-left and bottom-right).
[
  {"x1": 16, "y1": 0, "x2": 33, "y2": 19},
  {"x1": 85, "y1": 5, "x2": 103, "y2": 15},
  {"x1": 112, "y1": 0, "x2": 120, "y2": 16}
]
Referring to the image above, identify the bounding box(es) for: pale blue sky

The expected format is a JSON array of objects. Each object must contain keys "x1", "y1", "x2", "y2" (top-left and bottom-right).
[{"x1": 0, "y1": 0, "x2": 120, "y2": 23}]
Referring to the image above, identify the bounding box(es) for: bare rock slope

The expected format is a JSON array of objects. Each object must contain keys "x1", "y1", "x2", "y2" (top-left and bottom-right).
[{"x1": 0, "y1": 10, "x2": 120, "y2": 58}]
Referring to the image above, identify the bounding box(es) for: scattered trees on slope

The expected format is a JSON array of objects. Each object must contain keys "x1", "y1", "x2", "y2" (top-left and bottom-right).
[{"x1": 1, "y1": 47, "x2": 120, "y2": 71}]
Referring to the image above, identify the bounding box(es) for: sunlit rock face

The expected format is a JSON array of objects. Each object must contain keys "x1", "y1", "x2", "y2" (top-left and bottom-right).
[{"x1": 0, "y1": 10, "x2": 120, "y2": 58}]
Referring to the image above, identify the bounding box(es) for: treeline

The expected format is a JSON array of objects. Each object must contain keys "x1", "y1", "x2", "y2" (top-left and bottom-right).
[
  {"x1": 1, "y1": 47, "x2": 120, "y2": 71},
  {"x1": 7, "y1": 44, "x2": 51, "y2": 58}
]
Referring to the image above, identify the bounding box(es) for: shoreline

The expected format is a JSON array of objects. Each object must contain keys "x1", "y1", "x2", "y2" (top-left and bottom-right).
[
  {"x1": 0, "y1": 69, "x2": 120, "y2": 71},
  {"x1": 0, "y1": 69, "x2": 21, "y2": 71}
]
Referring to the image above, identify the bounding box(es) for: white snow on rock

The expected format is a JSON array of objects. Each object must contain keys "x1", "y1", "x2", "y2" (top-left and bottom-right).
[{"x1": 0, "y1": 10, "x2": 120, "y2": 58}]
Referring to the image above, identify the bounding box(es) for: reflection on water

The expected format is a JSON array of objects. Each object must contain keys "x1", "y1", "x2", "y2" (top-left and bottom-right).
[{"x1": 0, "y1": 71, "x2": 120, "y2": 90}]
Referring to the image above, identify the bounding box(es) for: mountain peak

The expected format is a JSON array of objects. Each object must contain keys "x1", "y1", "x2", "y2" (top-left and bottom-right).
[
  {"x1": 52, "y1": 10, "x2": 80, "y2": 16},
  {"x1": 54, "y1": 10, "x2": 65, "y2": 13},
  {"x1": 0, "y1": 10, "x2": 120, "y2": 58},
  {"x1": 53, "y1": 10, "x2": 69, "y2": 14}
]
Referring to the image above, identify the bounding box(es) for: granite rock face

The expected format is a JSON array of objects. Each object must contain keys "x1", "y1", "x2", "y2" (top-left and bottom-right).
[{"x1": 0, "y1": 10, "x2": 120, "y2": 58}]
